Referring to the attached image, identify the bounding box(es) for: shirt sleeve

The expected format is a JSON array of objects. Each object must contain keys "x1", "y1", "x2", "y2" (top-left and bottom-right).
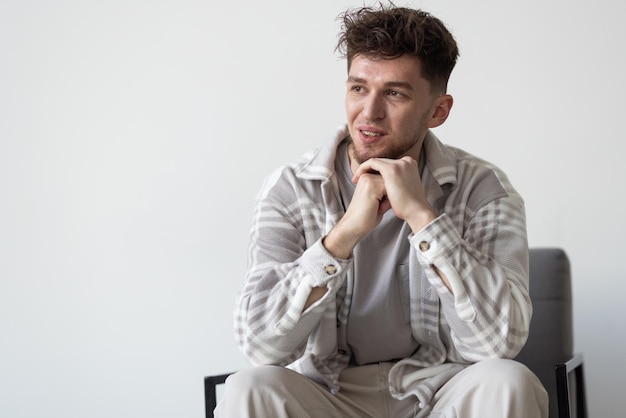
[
  {"x1": 234, "y1": 175, "x2": 350, "y2": 366},
  {"x1": 409, "y1": 193, "x2": 530, "y2": 361}
]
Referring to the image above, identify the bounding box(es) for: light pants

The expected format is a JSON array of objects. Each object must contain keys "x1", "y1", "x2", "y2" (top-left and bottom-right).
[{"x1": 214, "y1": 359, "x2": 548, "y2": 418}]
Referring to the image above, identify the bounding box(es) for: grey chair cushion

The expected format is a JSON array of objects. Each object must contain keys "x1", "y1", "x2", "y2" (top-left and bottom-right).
[{"x1": 515, "y1": 248, "x2": 573, "y2": 418}]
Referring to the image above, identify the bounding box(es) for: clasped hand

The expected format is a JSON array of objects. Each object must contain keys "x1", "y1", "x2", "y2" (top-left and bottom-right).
[{"x1": 323, "y1": 156, "x2": 436, "y2": 259}]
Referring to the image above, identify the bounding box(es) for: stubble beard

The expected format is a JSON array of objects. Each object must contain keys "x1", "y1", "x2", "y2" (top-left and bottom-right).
[
  {"x1": 348, "y1": 132, "x2": 423, "y2": 165},
  {"x1": 349, "y1": 111, "x2": 430, "y2": 164}
]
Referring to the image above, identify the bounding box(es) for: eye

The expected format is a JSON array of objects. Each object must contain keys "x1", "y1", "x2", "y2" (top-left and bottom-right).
[
  {"x1": 351, "y1": 85, "x2": 364, "y2": 93},
  {"x1": 387, "y1": 90, "x2": 401, "y2": 97}
]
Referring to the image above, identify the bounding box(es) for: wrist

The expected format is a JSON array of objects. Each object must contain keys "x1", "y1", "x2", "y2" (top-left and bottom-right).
[
  {"x1": 322, "y1": 222, "x2": 360, "y2": 259},
  {"x1": 406, "y1": 208, "x2": 437, "y2": 233}
]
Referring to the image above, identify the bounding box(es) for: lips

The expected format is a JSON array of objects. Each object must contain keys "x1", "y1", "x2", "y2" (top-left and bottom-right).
[{"x1": 358, "y1": 126, "x2": 387, "y2": 144}]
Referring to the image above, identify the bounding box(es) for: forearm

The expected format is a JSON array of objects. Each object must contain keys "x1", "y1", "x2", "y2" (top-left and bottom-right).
[
  {"x1": 413, "y1": 210, "x2": 530, "y2": 360},
  {"x1": 302, "y1": 223, "x2": 360, "y2": 309},
  {"x1": 236, "y1": 238, "x2": 349, "y2": 365}
]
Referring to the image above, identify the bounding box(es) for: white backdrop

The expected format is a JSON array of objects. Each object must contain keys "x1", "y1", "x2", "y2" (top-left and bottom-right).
[{"x1": 1, "y1": 0, "x2": 624, "y2": 417}]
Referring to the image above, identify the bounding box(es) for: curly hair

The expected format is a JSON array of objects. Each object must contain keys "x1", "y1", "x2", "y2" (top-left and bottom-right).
[{"x1": 336, "y1": 4, "x2": 459, "y2": 92}]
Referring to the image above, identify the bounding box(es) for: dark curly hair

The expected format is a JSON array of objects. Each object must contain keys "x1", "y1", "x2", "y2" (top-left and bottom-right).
[{"x1": 336, "y1": 4, "x2": 459, "y2": 93}]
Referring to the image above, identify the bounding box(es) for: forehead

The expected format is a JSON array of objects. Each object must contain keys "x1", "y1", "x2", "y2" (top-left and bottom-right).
[{"x1": 348, "y1": 54, "x2": 426, "y2": 86}]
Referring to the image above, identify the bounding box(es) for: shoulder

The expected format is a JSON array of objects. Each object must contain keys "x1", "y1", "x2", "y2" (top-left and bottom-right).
[
  {"x1": 448, "y1": 145, "x2": 517, "y2": 192},
  {"x1": 257, "y1": 125, "x2": 348, "y2": 200},
  {"x1": 438, "y1": 143, "x2": 524, "y2": 212},
  {"x1": 256, "y1": 149, "x2": 320, "y2": 200}
]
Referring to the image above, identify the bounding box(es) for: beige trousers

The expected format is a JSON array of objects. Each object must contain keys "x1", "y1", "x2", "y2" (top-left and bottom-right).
[{"x1": 214, "y1": 359, "x2": 548, "y2": 418}]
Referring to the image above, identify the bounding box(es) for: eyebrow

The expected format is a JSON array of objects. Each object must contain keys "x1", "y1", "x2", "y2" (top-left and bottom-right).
[{"x1": 347, "y1": 76, "x2": 414, "y2": 91}]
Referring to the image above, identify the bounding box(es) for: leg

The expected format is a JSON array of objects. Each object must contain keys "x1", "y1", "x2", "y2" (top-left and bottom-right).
[
  {"x1": 214, "y1": 363, "x2": 418, "y2": 418},
  {"x1": 425, "y1": 359, "x2": 548, "y2": 418}
]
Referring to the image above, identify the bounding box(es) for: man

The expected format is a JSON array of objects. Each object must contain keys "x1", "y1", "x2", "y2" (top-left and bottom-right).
[{"x1": 216, "y1": 5, "x2": 548, "y2": 417}]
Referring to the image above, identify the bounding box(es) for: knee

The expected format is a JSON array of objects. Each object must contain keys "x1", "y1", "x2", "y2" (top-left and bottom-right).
[
  {"x1": 475, "y1": 359, "x2": 534, "y2": 381},
  {"x1": 223, "y1": 365, "x2": 290, "y2": 395},
  {"x1": 470, "y1": 359, "x2": 546, "y2": 396},
  {"x1": 435, "y1": 359, "x2": 549, "y2": 417},
  {"x1": 215, "y1": 366, "x2": 294, "y2": 417}
]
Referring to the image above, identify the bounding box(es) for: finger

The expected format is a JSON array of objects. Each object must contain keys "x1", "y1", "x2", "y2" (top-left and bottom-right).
[
  {"x1": 352, "y1": 158, "x2": 390, "y2": 183},
  {"x1": 354, "y1": 172, "x2": 385, "y2": 196}
]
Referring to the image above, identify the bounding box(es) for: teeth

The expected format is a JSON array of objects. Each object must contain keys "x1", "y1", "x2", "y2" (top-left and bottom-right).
[{"x1": 362, "y1": 130, "x2": 382, "y2": 137}]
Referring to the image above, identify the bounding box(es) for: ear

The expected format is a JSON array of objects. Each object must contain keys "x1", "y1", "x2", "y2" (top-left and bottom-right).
[{"x1": 426, "y1": 94, "x2": 453, "y2": 129}]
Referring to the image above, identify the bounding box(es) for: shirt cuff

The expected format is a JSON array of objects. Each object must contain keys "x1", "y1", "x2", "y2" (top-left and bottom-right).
[
  {"x1": 409, "y1": 214, "x2": 476, "y2": 321},
  {"x1": 299, "y1": 238, "x2": 352, "y2": 288},
  {"x1": 409, "y1": 213, "x2": 462, "y2": 263}
]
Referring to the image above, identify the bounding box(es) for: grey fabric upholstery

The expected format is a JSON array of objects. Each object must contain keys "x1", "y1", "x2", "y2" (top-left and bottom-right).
[{"x1": 515, "y1": 248, "x2": 575, "y2": 418}]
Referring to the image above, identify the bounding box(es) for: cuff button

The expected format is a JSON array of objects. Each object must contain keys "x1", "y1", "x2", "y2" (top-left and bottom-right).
[{"x1": 324, "y1": 264, "x2": 338, "y2": 275}]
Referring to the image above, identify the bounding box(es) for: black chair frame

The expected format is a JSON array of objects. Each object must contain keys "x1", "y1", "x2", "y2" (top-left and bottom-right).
[
  {"x1": 204, "y1": 373, "x2": 231, "y2": 418},
  {"x1": 556, "y1": 353, "x2": 588, "y2": 418}
]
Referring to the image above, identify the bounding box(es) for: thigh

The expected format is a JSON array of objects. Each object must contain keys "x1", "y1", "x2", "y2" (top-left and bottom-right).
[
  {"x1": 216, "y1": 364, "x2": 419, "y2": 418},
  {"x1": 215, "y1": 365, "x2": 373, "y2": 418},
  {"x1": 427, "y1": 359, "x2": 548, "y2": 418}
]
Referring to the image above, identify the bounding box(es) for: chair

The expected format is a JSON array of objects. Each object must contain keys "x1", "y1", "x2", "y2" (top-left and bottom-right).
[
  {"x1": 515, "y1": 247, "x2": 587, "y2": 418},
  {"x1": 204, "y1": 248, "x2": 587, "y2": 418}
]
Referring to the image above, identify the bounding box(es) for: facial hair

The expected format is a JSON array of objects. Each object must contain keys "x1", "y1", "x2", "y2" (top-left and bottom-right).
[
  {"x1": 348, "y1": 133, "x2": 422, "y2": 164},
  {"x1": 349, "y1": 109, "x2": 430, "y2": 164}
]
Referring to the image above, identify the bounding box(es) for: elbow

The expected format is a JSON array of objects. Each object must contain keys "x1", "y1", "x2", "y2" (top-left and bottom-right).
[
  {"x1": 238, "y1": 336, "x2": 280, "y2": 366},
  {"x1": 236, "y1": 327, "x2": 295, "y2": 366},
  {"x1": 454, "y1": 327, "x2": 529, "y2": 362},
  {"x1": 489, "y1": 328, "x2": 530, "y2": 360}
]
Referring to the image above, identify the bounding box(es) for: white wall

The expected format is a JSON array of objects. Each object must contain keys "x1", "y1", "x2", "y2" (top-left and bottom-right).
[{"x1": 1, "y1": 0, "x2": 624, "y2": 417}]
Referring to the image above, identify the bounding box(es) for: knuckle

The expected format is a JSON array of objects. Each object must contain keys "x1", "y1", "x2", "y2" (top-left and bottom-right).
[
  {"x1": 401, "y1": 155, "x2": 416, "y2": 165},
  {"x1": 359, "y1": 173, "x2": 375, "y2": 185}
]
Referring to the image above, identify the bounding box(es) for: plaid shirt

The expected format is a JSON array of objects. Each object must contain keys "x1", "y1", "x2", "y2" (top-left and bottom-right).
[{"x1": 234, "y1": 125, "x2": 530, "y2": 407}]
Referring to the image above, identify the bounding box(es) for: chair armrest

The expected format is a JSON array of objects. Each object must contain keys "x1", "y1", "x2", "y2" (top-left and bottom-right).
[
  {"x1": 204, "y1": 373, "x2": 235, "y2": 418},
  {"x1": 555, "y1": 353, "x2": 587, "y2": 418}
]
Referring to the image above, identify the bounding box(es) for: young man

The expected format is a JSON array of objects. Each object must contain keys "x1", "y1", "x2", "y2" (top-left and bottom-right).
[{"x1": 216, "y1": 5, "x2": 548, "y2": 417}]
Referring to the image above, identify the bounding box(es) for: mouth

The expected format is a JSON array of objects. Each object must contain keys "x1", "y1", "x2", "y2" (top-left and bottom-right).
[{"x1": 357, "y1": 126, "x2": 387, "y2": 143}]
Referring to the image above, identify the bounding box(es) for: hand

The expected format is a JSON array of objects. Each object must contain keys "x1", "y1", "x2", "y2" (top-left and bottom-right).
[
  {"x1": 352, "y1": 157, "x2": 452, "y2": 291},
  {"x1": 322, "y1": 170, "x2": 388, "y2": 259},
  {"x1": 352, "y1": 156, "x2": 437, "y2": 233}
]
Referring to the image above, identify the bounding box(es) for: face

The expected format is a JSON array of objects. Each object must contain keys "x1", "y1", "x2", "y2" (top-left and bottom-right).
[{"x1": 345, "y1": 54, "x2": 451, "y2": 165}]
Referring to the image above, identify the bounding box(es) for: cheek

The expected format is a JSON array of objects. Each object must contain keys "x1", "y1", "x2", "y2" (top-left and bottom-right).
[
  {"x1": 344, "y1": 98, "x2": 357, "y2": 118},
  {"x1": 400, "y1": 110, "x2": 426, "y2": 130}
]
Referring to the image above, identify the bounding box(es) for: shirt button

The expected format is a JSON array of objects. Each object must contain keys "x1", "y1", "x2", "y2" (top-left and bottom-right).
[
  {"x1": 325, "y1": 264, "x2": 337, "y2": 275},
  {"x1": 419, "y1": 241, "x2": 430, "y2": 252}
]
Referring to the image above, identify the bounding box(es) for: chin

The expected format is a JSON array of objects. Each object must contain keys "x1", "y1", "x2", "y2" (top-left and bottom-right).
[{"x1": 349, "y1": 143, "x2": 372, "y2": 164}]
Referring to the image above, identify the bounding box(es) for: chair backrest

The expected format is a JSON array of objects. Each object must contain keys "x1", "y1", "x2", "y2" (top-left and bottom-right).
[{"x1": 515, "y1": 248, "x2": 573, "y2": 418}]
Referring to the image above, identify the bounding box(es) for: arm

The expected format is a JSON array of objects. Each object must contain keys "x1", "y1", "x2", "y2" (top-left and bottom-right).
[
  {"x1": 413, "y1": 196, "x2": 530, "y2": 361},
  {"x1": 237, "y1": 158, "x2": 399, "y2": 360},
  {"x1": 235, "y1": 172, "x2": 350, "y2": 366},
  {"x1": 351, "y1": 156, "x2": 453, "y2": 291},
  {"x1": 306, "y1": 163, "x2": 399, "y2": 306},
  {"x1": 353, "y1": 155, "x2": 530, "y2": 360}
]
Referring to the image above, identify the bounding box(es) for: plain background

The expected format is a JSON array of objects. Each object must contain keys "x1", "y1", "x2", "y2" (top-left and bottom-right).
[{"x1": 1, "y1": 0, "x2": 624, "y2": 417}]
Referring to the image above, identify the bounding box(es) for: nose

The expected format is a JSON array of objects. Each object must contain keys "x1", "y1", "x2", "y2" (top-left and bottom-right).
[{"x1": 362, "y1": 94, "x2": 385, "y2": 120}]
